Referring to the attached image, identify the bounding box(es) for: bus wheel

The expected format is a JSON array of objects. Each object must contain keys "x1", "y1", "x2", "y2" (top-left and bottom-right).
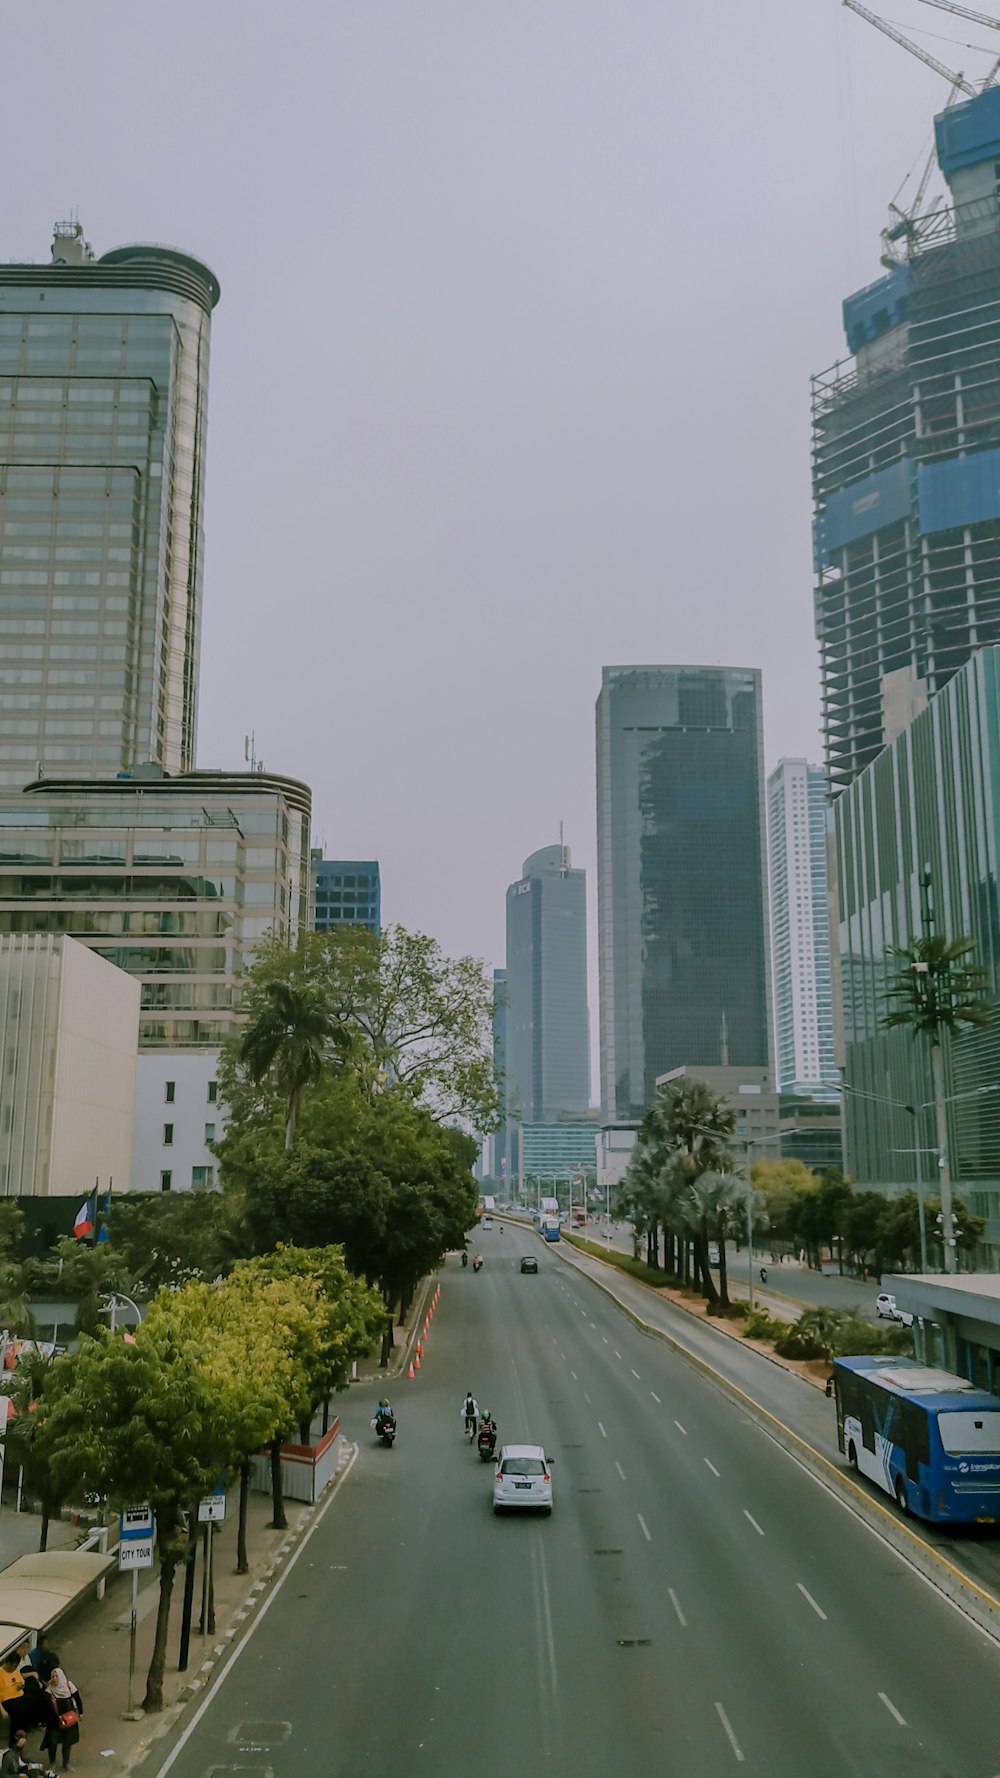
[
  {"x1": 847, "y1": 1442, "x2": 858, "y2": 1471},
  {"x1": 895, "y1": 1478, "x2": 908, "y2": 1514}
]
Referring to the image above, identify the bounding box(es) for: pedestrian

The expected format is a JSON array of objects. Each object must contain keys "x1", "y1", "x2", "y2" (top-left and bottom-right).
[
  {"x1": 1, "y1": 1728, "x2": 42, "y2": 1778},
  {"x1": 0, "y1": 1655, "x2": 30, "y2": 1746},
  {"x1": 39, "y1": 1672, "x2": 81, "y2": 1774},
  {"x1": 25, "y1": 1646, "x2": 56, "y2": 1690}
]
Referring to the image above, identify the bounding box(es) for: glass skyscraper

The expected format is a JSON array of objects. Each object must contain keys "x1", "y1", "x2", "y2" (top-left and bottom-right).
[
  {"x1": 310, "y1": 854, "x2": 381, "y2": 934},
  {"x1": 834, "y1": 646, "x2": 1000, "y2": 1249},
  {"x1": 767, "y1": 759, "x2": 838, "y2": 1098},
  {"x1": 0, "y1": 222, "x2": 220, "y2": 788},
  {"x1": 504, "y1": 843, "x2": 590, "y2": 1128},
  {"x1": 596, "y1": 665, "x2": 772, "y2": 1122}
]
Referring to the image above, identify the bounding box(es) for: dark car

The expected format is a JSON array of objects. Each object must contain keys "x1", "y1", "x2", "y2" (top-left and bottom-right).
[{"x1": 520, "y1": 1255, "x2": 538, "y2": 1274}]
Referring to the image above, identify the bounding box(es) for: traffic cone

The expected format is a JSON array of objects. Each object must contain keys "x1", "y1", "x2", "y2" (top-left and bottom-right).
[
  {"x1": 415, "y1": 1353, "x2": 421, "y2": 1370},
  {"x1": 408, "y1": 1362, "x2": 415, "y2": 1379}
]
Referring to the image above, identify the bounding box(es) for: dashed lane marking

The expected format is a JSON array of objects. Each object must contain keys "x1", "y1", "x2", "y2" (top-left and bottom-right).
[
  {"x1": 743, "y1": 1511, "x2": 765, "y2": 1537},
  {"x1": 668, "y1": 1587, "x2": 687, "y2": 1627},
  {"x1": 650, "y1": 1391, "x2": 662, "y2": 1404},
  {"x1": 797, "y1": 1583, "x2": 827, "y2": 1621},
  {"x1": 598, "y1": 1421, "x2": 607, "y2": 1438},
  {"x1": 704, "y1": 1459, "x2": 720, "y2": 1477},
  {"x1": 878, "y1": 1693, "x2": 906, "y2": 1727},
  {"x1": 715, "y1": 1703, "x2": 744, "y2": 1763},
  {"x1": 637, "y1": 1513, "x2": 651, "y2": 1541},
  {"x1": 615, "y1": 1462, "x2": 626, "y2": 1481}
]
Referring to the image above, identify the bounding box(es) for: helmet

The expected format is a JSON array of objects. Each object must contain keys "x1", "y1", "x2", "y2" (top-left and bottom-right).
[{"x1": 379, "y1": 1398, "x2": 389, "y2": 1408}]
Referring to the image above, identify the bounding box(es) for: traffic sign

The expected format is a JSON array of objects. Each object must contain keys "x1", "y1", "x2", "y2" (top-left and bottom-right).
[
  {"x1": 119, "y1": 1505, "x2": 155, "y2": 1570},
  {"x1": 197, "y1": 1487, "x2": 226, "y2": 1523}
]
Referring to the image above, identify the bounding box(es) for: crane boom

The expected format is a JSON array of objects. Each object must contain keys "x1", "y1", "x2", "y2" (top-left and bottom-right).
[
  {"x1": 917, "y1": 0, "x2": 1000, "y2": 35},
  {"x1": 843, "y1": 0, "x2": 978, "y2": 95}
]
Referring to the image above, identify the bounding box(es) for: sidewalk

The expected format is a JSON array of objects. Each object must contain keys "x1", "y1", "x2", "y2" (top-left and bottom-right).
[{"x1": 0, "y1": 1279, "x2": 435, "y2": 1778}]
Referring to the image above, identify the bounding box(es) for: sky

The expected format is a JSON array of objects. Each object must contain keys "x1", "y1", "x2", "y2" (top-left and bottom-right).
[{"x1": 5, "y1": 0, "x2": 997, "y2": 1013}]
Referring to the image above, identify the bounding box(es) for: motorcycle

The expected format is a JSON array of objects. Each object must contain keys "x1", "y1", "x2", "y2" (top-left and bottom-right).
[
  {"x1": 473, "y1": 1255, "x2": 484, "y2": 1273},
  {"x1": 373, "y1": 1414, "x2": 396, "y2": 1448},
  {"x1": 477, "y1": 1427, "x2": 497, "y2": 1462},
  {"x1": 461, "y1": 1251, "x2": 468, "y2": 1268}
]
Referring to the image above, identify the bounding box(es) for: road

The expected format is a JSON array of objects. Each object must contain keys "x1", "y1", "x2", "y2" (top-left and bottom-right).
[{"x1": 158, "y1": 1222, "x2": 1000, "y2": 1778}]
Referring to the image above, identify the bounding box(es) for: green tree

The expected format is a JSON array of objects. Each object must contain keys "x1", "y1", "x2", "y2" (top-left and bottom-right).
[
  {"x1": 884, "y1": 867, "x2": 992, "y2": 1272},
  {"x1": 32, "y1": 1318, "x2": 241, "y2": 1712},
  {"x1": 751, "y1": 1158, "x2": 817, "y2": 1248},
  {"x1": 239, "y1": 977, "x2": 345, "y2": 1149},
  {"x1": 108, "y1": 1188, "x2": 245, "y2": 1293}
]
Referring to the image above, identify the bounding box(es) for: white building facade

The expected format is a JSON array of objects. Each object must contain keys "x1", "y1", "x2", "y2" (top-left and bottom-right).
[
  {"x1": 766, "y1": 759, "x2": 839, "y2": 1099},
  {"x1": 131, "y1": 1051, "x2": 222, "y2": 1194},
  {"x1": 0, "y1": 933, "x2": 139, "y2": 1195}
]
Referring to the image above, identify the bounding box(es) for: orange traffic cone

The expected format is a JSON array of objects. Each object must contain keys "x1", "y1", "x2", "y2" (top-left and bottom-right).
[
  {"x1": 408, "y1": 1362, "x2": 415, "y2": 1379},
  {"x1": 415, "y1": 1353, "x2": 421, "y2": 1370}
]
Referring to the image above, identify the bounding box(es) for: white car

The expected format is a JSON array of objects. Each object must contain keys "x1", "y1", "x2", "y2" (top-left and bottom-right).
[
  {"x1": 492, "y1": 1444, "x2": 553, "y2": 1514},
  {"x1": 875, "y1": 1291, "x2": 914, "y2": 1327}
]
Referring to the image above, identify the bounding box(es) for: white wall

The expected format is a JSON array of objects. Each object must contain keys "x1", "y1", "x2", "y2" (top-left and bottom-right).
[
  {"x1": 49, "y1": 938, "x2": 139, "y2": 1195},
  {"x1": 0, "y1": 934, "x2": 139, "y2": 1196},
  {"x1": 131, "y1": 1051, "x2": 224, "y2": 1193}
]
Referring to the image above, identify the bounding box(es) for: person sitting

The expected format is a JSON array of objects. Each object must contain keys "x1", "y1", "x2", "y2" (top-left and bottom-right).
[
  {"x1": 372, "y1": 1399, "x2": 394, "y2": 1432},
  {"x1": 478, "y1": 1412, "x2": 497, "y2": 1456},
  {"x1": 0, "y1": 1729, "x2": 42, "y2": 1777}
]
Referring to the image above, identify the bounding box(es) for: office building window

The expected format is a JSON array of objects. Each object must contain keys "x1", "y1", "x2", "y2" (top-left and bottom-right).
[
  {"x1": 204, "y1": 1123, "x2": 216, "y2": 1144},
  {"x1": 164, "y1": 1080, "x2": 175, "y2": 1103},
  {"x1": 207, "y1": 1080, "x2": 218, "y2": 1104},
  {"x1": 160, "y1": 1170, "x2": 172, "y2": 1192},
  {"x1": 163, "y1": 1123, "x2": 174, "y2": 1146},
  {"x1": 192, "y1": 1165, "x2": 214, "y2": 1188}
]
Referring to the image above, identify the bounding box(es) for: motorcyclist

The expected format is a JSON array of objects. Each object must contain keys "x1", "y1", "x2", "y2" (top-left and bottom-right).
[
  {"x1": 472, "y1": 1253, "x2": 484, "y2": 1271},
  {"x1": 478, "y1": 1410, "x2": 498, "y2": 1457},
  {"x1": 462, "y1": 1391, "x2": 479, "y2": 1437},
  {"x1": 372, "y1": 1398, "x2": 395, "y2": 1434},
  {"x1": 461, "y1": 1250, "x2": 468, "y2": 1268}
]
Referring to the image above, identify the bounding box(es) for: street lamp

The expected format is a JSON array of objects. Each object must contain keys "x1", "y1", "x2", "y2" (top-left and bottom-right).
[{"x1": 99, "y1": 1292, "x2": 143, "y2": 1335}]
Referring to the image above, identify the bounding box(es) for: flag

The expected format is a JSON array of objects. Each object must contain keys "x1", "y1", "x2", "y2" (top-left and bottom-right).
[
  {"x1": 96, "y1": 1191, "x2": 111, "y2": 1243},
  {"x1": 73, "y1": 1195, "x2": 95, "y2": 1240}
]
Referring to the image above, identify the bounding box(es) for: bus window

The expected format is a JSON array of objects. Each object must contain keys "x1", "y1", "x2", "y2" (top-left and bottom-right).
[
  {"x1": 860, "y1": 1390, "x2": 875, "y2": 1453},
  {"x1": 937, "y1": 1409, "x2": 1000, "y2": 1455},
  {"x1": 899, "y1": 1401, "x2": 930, "y2": 1481}
]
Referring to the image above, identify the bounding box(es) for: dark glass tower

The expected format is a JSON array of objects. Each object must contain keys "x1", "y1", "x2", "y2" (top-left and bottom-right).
[
  {"x1": 504, "y1": 843, "x2": 590, "y2": 1126},
  {"x1": 596, "y1": 665, "x2": 772, "y2": 1122}
]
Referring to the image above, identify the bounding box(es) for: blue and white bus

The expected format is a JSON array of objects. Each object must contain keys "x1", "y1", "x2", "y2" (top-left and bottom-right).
[{"x1": 834, "y1": 1354, "x2": 1000, "y2": 1524}]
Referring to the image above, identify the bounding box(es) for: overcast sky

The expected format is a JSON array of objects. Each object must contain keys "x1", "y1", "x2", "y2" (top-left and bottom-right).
[{"x1": 6, "y1": 1, "x2": 995, "y2": 1015}]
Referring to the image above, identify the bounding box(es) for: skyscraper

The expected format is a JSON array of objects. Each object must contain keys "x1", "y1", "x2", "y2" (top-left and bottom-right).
[
  {"x1": 310, "y1": 854, "x2": 381, "y2": 934},
  {"x1": 596, "y1": 665, "x2": 772, "y2": 1122},
  {"x1": 504, "y1": 844, "x2": 590, "y2": 1130},
  {"x1": 0, "y1": 222, "x2": 220, "y2": 788},
  {"x1": 813, "y1": 86, "x2": 1000, "y2": 793},
  {"x1": 767, "y1": 759, "x2": 838, "y2": 1098}
]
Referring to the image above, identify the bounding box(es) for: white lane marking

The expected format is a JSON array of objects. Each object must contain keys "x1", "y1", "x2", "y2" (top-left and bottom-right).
[
  {"x1": 743, "y1": 1510, "x2": 765, "y2": 1537},
  {"x1": 674, "y1": 1420, "x2": 687, "y2": 1434},
  {"x1": 614, "y1": 1350, "x2": 623, "y2": 1360},
  {"x1": 150, "y1": 1442, "x2": 360, "y2": 1778},
  {"x1": 668, "y1": 1587, "x2": 687, "y2": 1627},
  {"x1": 570, "y1": 1369, "x2": 578, "y2": 1380},
  {"x1": 603, "y1": 1336, "x2": 609, "y2": 1344},
  {"x1": 560, "y1": 1352, "x2": 567, "y2": 1361},
  {"x1": 650, "y1": 1391, "x2": 662, "y2": 1404},
  {"x1": 589, "y1": 1320, "x2": 597, "y2": 1327},
  {"x1": 878, "y1": 1692, "x2": 907, "y2": 1727},
  {"x1": 705, "y1": 1459, "x2": 720, "y2": 1477},
  {"x1": 598, "y1": 1421, "x2": 607, "y2": 1438},
  {"x1": 583, "y1": 1391, "x2": 591, "y2": 1405},
  {"x1": 797, "y1": 1582, "x2": 827, "y2": 1621},
  {"x1": 631, "y1": 1368, "x2": 640, "y2": 1379},
  {"x1": 615, "y1": 1462, "x2": 626, "y2": 1481},
  {"x1": 715, "y1": 1702, "x2": 744, "y2": 1763},
  {"x1": 637, "y1": 1512, "x2": 651, "y2": 1541}
]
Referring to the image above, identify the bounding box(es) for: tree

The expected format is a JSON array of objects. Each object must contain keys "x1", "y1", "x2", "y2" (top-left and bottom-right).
[
  {"x1": 108, "y1": 1188, "x2": 245, "y2": 1293},
  {"x1": 884, "y1": 866, "x2": 992, "y2": 1272},
  {"x1": 229, "y1": 926, "x2": 500, "y2": 1134},
  {"x1": 751, "y1": 1158, "x2": 817, "y2": 1248},
  {"x1": 32, "y1": 1319, "x2": 241, "y2": 1712},
  {"x1": 238, "y1": 978, "x2": 344, "y2": 1148}
]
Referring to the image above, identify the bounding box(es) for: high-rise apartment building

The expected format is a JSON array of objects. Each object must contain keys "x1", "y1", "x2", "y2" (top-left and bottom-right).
[
  {"x1": 504, "y1": 843, "x2": 589, "y2": 1128},
  {"x1": 767, "y1": 759, "x2": 838, "y2": 1098},
  {"x1": 0, "y1": 222, "x2": 220, "y2": 789},
  {"x1": 310, "y1": 854, "x2": 381, "y2": 934},
  {"x1": 813, "y1": 87, "x2": 1000, "y2": 793},
  {"x1": 597, "y1": 665, "x2": 772, "y2": 1122}
]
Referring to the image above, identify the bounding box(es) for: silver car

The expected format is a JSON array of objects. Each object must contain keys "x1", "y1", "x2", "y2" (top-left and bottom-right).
[{"x1": 492, "y1": 1444, "x2": 553, "y2": 1514}]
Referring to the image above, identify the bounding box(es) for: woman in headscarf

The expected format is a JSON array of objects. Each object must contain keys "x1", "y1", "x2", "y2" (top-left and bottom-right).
[{"x1": 39, "y1": 1671, "x2": 81, "y2": 1775}]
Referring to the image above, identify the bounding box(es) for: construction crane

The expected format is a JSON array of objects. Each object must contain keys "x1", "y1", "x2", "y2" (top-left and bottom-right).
[
  {"x1": 843, "y1": 0, "x2": 978, "y2": 94},
  {"x1": 881, "y1": 81, "x2": 963, "y2": 262},
  {"x1": 917, "y1": 0, "x2": 1000, "y2": 35}
]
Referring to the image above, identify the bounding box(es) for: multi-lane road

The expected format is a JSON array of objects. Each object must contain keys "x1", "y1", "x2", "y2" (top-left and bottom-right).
[{"x1": 157, "y1": 1222, "x2": 1000, "y2": 1778}]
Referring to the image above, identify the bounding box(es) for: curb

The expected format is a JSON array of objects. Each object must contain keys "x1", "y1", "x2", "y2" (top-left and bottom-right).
[
  {"x1": 128, "y1": 1440, "x2": 359, "y2": 1771},
  {"x1": 550, "y1": 1235, "x2": 1000, "y2": 1643}
]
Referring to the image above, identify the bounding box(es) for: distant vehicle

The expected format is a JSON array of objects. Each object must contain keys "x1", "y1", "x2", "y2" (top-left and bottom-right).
[
  {"x1": 573, "y1": 1210, "x2": 587, "y2": 1227},
  {"x1": 834, "y1": 1355, "x2": 1000, "y2": 1523},
  {"x1": 541, "y1": 1217, "x2": 560, "y2": 1243},
  {"x1": 482, "y1": 1216, "x2": 493, "y2": 1231},
  {"x1": 520, "y1": 1255, "x2": 538, "y2": 1274},
  {"x1": 875, "y1": 1291, "x2": 913, "y2": 1327},
  {"x1": 708, "y1": 1243, "x2": 720, "y2": 1266},
  {"x1": 493, "y1": 1444, "x2": 553, "y2": 1514}
]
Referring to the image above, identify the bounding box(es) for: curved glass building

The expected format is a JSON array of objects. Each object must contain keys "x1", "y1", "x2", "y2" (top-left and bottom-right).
[{"x1": 0, "y1": 222, "x2": 220, "y2": 787}]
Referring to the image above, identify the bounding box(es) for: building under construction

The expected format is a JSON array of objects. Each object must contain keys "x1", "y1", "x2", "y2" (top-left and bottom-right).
[{"x1": 813, "y1": 84, "x2": 1000, "y2": 791}]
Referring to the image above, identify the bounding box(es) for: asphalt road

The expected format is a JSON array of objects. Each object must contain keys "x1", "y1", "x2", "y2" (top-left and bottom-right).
[{"x1": 157, "y1": 1223, "x2": 1000, "y2": 1778}]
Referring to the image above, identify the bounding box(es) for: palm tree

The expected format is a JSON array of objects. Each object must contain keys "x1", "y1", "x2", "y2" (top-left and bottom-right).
[
  {"x1": 239, "y1": 980, "x2": 342, "y2": 1148},
  {"x1": 884, "y1": 867, "x2": 992, "y2": 1273}
]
